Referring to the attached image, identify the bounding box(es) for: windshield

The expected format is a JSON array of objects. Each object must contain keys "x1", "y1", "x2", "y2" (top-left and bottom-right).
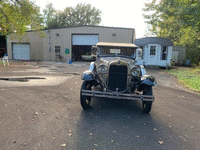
[{"x1": 98, "y1": 46, "x2": 136, "y2": 58}]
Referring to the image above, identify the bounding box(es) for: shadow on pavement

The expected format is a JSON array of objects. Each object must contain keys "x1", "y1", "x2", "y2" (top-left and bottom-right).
[{"x1": 71, "y1": 98, "x2": 188, "y2": 150}]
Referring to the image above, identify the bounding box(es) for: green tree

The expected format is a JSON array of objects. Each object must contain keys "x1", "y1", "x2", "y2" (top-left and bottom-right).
[
  {"x1": 71, "y1": 3, "x2": 101, "y2": 26},
  {"x1": 44, "y1": 3, "x2": 101, "y2": 29},
  {"x1": 143, "y1": 0, "x2": 200, "y2": 65},
  {"x1": 0, "y1": 0, "x2": 43, "y2": 37},
  {"x1": 43, "y1": 3, "x2": 56, "y2": 28}
]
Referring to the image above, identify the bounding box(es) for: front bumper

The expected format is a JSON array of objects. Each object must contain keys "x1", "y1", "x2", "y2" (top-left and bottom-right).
[{"x1": 81, "y1": 90, "x2": 155, "y2": 102}]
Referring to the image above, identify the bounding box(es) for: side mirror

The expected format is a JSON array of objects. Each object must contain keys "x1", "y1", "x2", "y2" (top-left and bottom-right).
[
  {"x1": 136, "y1": 48, "x2": 143, "y2": 60},
  {"x1": 132, "y1": 54, "x2": 135, "y2": 60},
  {"x1": 143, "y1": 62, "x2": 146, "y2": 68}
]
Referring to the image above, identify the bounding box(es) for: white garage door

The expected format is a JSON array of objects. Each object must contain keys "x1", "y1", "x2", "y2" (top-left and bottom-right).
[
  {"x1": 13, "y1": 44, "x2": 30, "y2": 60},
  {"x1": 72, "y1": 35, "x2": 99, "y2": 45}
]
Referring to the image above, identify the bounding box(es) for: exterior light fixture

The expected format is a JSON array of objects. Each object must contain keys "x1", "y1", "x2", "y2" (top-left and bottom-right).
[{"x1": 112, "y1": 33, "x2": 116, "y2": 36}]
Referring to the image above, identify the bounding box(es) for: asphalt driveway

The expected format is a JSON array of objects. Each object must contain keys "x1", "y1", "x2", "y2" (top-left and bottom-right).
[{"x1": 0, "y1": 62, "x2": 199, "y2": 150}]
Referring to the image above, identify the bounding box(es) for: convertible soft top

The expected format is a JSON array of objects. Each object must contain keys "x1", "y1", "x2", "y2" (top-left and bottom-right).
[{"x1": 96, "y1": 42, "x2": 138, "y2": 48}]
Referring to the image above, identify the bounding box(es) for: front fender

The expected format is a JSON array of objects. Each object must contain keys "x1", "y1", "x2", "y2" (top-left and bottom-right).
[
  {"x1": 137, "y1": 75, "x2": 157, "y2": 91},
  {"x1": 81, "y1": 70, "x2": 95, "y2": 81}
]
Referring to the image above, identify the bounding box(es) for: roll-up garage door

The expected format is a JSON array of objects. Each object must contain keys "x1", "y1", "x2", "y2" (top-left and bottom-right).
[
  {"x1": 13, "y1": 44, "x2": 30, "y2": 60},
  {"x1": 72, "y1": 35, "x2": 99, "y2": 45}
]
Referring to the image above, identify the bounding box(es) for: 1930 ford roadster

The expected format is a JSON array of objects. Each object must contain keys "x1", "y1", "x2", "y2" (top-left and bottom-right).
[{"x1": 80, "y1": 42, "x2": 157, "y2": 113}]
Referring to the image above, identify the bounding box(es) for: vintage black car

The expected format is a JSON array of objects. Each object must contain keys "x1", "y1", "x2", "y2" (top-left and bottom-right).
[{"x1": 80, "y1": 42, "x2": 157, "y2": 113}]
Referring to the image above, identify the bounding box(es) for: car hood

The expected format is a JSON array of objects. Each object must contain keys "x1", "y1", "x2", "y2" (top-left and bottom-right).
[{"x1": 97, "y1": 57, "x2": 135, "y2": 68}]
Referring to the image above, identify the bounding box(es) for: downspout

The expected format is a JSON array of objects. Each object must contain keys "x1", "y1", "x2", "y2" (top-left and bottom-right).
[
  {"x1": 132, "y1": 29, "x2": 136, "y2": 44},
  {"x1": 48, "y1": 30, "x2": 51, "y2": 60}
]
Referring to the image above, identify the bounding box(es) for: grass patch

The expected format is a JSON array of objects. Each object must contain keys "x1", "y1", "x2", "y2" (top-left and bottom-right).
[{"x1": 165, "y1": 67, "x2": 200, "y2": 92}]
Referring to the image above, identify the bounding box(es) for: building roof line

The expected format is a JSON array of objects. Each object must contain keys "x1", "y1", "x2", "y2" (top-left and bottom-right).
[
  {"x1": 136, "y1": 37, "x2": 172, "y2": 40},
  {"x1": 26, "y1": 25, "x2": 135, "y2": 32}
]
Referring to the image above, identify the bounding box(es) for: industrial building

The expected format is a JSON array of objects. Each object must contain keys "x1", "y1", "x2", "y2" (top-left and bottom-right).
[{"x1": 7, "y1": 26, "x2": 135, "y2": 62}]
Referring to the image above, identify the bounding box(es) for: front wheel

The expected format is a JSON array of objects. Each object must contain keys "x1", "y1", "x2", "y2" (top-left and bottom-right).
[
  {"x1": 142, "y1": 86, "x2": 153, "y2": 114},
  {"x1": 80, "y1": 81, "x2": 92, "y2": 109}
]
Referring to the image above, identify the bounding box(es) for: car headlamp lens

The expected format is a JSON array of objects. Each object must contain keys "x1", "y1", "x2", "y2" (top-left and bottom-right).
[
  {"x1": 89, "y1": 62, "x2": 95, "y2": 71},
  {"x1": 130, "y1": 67, "x2": 141, "y2": 76},
  {"x1": 98, "y1": 65, "x2": 108, "y2": 73}
]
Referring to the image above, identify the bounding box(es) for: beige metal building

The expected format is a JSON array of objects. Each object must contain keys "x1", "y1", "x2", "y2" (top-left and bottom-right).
[{"x1": 7, "y1": 26, "x2": 135, "y2": 61}]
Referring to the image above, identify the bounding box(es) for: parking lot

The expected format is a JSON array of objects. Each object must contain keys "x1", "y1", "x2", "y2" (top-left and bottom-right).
[{"x1": 0, "y1": 61, "x2": 199, "y2": 150}]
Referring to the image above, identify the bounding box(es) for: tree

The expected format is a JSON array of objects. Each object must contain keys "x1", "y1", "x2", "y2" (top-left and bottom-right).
[
  {"x1": 70, "y1": 3, "x2": 101, "y2": 26},
  {"x1": 43, "y1": 3, "x2": 56, "y2": 28},
  {"x1": 178, "y1": 0, "x2": 200, "y2": 33},
  {"x1": 0, "y1": 0, "x2": 43, "y2": 38},
  {"x1": 43, "y1": 3, "x2": 101, "y2": 29},
  {"x1": 143, "y1": 0, "x2": 200, "y2": 65}
]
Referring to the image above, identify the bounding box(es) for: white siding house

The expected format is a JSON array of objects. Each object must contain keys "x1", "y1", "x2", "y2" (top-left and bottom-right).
[{"x1": 135, "y1": 37, "x2": 183, "y2": 67}]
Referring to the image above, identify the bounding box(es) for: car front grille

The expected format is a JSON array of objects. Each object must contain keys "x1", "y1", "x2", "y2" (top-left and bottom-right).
[{"x1": 108, "y1": 65, "x2": 127, "y2": 92}]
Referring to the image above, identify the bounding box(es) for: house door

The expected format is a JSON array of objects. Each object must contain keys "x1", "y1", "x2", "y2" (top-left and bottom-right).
[{"x1": 147, "y1": 45, "x2": 157, "y2": 65}]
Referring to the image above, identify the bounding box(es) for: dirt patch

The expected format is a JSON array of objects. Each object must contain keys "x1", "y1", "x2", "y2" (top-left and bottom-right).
[
  {"x1": 0, "y1": 77, "x2": 46, "y2": 82},
  {"x1": 0, "y1": 65, "x2": 34, "y2": 72},
  {"x1": 173, "y1": 66, "x2": 192, "y2": 71},
  {"x1": 40, "y1": 65, "x2": 51, "y2": 68},
  {"x1": 55, "y1": 66, "x2": 66, "y2": 68},
  {"x1": 63, "y1": 72, "x2": 81, "y2": 75},
  {"x1": 0, "y1": 75, "x2": 72, "y2": 87}
]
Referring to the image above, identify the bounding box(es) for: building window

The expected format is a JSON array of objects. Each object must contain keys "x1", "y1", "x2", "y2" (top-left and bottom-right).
[
  {"x1": 161, "y1": 46, "x2": 167, "y2": 60},
  {"x1": 55, "y1": 46, "x2": 61, "y2": 53},
  {"x1": 150, "y1": 46, "x2": 156, "y2": 55}
]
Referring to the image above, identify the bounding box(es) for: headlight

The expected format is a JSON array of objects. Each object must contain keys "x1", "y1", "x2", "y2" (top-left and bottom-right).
[
  {"x1": 140, "y1": 66, "x2": 146, "y2": 76},
  {"x1": 130, "y1": 67, "x2": 141, "y2": 76},
  {"x1": 89, "y1": 62, "x2": 95, "y2": 71},
  {"x1": 98, "y1": 65, "x2": 108, "y2": 73}
]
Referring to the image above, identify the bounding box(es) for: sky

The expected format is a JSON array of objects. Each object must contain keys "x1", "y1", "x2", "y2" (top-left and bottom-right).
[{"x1": 34, "y1": 0, "x2": 151, "y2": 39}]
